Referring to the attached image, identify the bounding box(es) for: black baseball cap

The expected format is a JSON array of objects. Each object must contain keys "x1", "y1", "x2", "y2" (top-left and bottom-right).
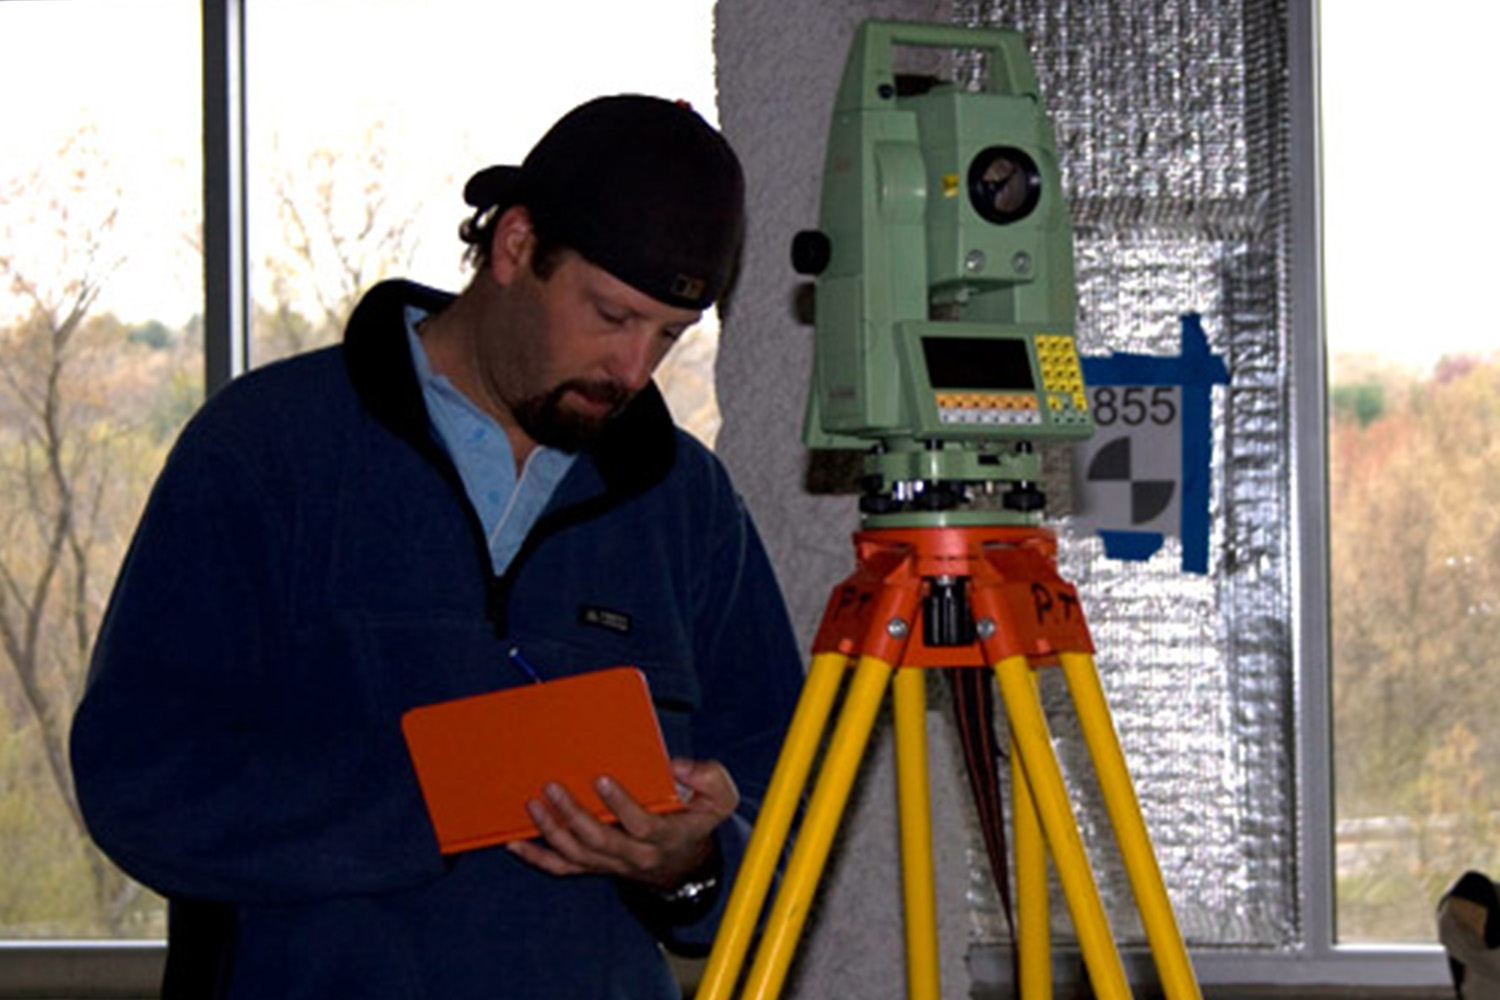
[{"x1": 461, "y1": 95, "x2": 745, "y2": 311}]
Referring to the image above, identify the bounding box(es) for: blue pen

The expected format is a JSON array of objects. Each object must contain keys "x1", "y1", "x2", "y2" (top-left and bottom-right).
[{"x1": 507, "y1": 646, "x2": 544, "y2": 684}]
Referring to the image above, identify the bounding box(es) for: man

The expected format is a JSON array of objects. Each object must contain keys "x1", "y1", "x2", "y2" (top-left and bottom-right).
[{"x1": 71, "y1": 95, "x2": 804, "y2": 999}]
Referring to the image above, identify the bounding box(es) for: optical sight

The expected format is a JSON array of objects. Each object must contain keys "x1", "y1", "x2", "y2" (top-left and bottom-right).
[{"x1": 796, "y1": 21, "x2": 1092, "y2": 526}]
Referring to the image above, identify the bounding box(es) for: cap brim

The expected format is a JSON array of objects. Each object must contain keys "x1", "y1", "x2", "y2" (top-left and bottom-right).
[{"x1": 463, "y1": 165, "x2": 524, "y2": 210}]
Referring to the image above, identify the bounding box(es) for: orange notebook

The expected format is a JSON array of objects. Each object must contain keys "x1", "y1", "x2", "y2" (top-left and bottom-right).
[{"x1": 401, "y1": 667, "x2": 685, "y2": 854}]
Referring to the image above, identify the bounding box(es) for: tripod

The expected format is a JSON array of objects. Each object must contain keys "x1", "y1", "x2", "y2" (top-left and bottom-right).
[{"x1": 696, "y1": 524, "x2": 1202, "y2": 1000}]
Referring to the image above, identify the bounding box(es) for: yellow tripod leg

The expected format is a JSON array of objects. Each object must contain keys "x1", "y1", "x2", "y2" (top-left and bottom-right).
[
  {"x1": 1014, "y1": 695, "x2": 1053, "y2": 999},
  {"x1": 698, "y1": 650, "x2": 851, "y2": 1000},
  {"x1": 893, "y1": 668, "x2": 941, "y2": 1000},
  {"x1": 992, "y1": 655, "x2": 1132, "y2": 1000},
  {"x1": 741, "y1": 653, "x2": 895, "y2": 1000},
  {"x1": 1060, "y1": 652, "x2": 1202, "y2": 1000}
]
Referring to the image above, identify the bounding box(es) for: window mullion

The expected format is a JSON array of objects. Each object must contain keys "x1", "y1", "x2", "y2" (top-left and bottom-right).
[{"x1": 203, "y1": 0, "x2": 248, "y2": 391}]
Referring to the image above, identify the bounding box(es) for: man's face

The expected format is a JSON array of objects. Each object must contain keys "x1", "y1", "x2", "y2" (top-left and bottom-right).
[{"x1": 482, "y1": 244, "x2": 702, "y2": 453}]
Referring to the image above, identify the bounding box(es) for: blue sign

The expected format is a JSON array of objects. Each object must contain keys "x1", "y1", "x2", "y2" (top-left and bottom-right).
[{"x1": 1073, "y1": 314, "x2": 1230, "y2": 574}]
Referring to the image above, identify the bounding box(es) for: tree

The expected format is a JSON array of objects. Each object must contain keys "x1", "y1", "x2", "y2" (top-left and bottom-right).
[
  {"x1": 1329, "y1": 380, "x2": 1385, "y2": 427},
  {"x1": 1330, "y1": 353, "x2": 1500, "y2": 940},
  {"x1": 0, "y1": 127, "x2": 183, "y2": 935},
  {"x1": 254, "y1": 122, "x2": 425, "y2": 362}
]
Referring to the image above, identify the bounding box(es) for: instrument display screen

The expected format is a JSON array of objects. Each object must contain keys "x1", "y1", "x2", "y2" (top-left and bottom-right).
[{"x1": 922, "y1": 336, "x2": 1035, "y2": 391}]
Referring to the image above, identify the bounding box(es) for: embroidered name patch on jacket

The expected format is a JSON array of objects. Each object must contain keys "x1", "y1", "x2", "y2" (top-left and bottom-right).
[{"x1": 579, "y1": 605, "x2": 632, "y2": 635}]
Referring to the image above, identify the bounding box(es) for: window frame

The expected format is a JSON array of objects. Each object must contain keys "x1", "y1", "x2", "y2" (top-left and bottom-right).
[
  {"x1": 0, "y1": 0, "x2": 239, "y2": 992},
  {"x1": 0, "y1": 0, "x2": 1456, "y2": 993}
]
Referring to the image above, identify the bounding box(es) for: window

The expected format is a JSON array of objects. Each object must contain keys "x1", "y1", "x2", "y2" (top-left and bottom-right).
[
  {"x1": 0, "y1": 0, "x2": 718, "y2": 992},
  {"x1": 1323, "y1": 0, "x2": 1500, "y2": 943},
  {"x1": 244, "y1": 0, "x2": 723, "y2": 442},
  {"x1": 0, "y1": 0, "x2": 200, "y2": 942}
]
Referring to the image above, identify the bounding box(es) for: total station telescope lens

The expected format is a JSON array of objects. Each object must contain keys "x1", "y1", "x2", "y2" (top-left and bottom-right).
[{"x1": 968, "y1": 146, "x2": 1042, "y2": 225}]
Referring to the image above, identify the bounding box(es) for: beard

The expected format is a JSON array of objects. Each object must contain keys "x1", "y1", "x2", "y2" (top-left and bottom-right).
[{"x1": 510, "y1": 377, "x2": 633, "y2": 452}]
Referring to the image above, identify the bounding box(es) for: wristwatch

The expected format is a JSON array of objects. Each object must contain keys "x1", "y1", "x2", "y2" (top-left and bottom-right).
[
  {"x1": 626, "y1": 843, "x2": 725, "y2": 924},
  {"x1": 652, "y1": 869, "x2": 720, "y2": 906}
]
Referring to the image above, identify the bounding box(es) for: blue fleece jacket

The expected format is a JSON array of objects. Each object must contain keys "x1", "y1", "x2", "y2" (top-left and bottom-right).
[{"x1": 70, "y1": 280, "x2": 804, "y2": 999}]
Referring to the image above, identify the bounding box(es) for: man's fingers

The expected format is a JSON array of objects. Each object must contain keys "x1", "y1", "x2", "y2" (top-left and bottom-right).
[
  {"x1": 531, "y1": 784, "x2": 651, "y2": 873},
  {"x1": 505, "y1": 761, "x2": 736, "y2": 887},
  {"x1": 527, "y1": 787, "x2": 612, "y2": 866},
  {"x1": 670, "y1": 758, "x2": 739, "y2": 818},
  {"x1": 596, "y1": 775, "x2": 659, "y2": 839}
]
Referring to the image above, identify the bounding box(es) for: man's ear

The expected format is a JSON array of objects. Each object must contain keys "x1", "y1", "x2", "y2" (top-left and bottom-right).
[{"x1": 489, "y1": 205, "x2": 535, "y2": 287}]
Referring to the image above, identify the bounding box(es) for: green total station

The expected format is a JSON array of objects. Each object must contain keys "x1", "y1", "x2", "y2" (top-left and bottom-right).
[{"x1": 793, "y1": 20, "x2": 1093, "y2": 527}]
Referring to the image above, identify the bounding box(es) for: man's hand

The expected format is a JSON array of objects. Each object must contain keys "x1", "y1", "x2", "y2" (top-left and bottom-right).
[{"x1": 506, "y1": 758, "x2": 737, "y2": 890}]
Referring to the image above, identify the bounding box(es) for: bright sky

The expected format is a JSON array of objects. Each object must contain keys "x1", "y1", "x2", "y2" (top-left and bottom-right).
[
  {"x1": 0, "y1": 0, "x2": 716, "y2": 325},
  {"x1": 1320, "y1": 0, "x2": 1500, "y2": 370}
]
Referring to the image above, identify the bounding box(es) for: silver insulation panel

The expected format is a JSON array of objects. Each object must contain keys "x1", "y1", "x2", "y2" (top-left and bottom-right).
[{"x1": 948, "y1": 0, "x2": 1297, "y2": 949}]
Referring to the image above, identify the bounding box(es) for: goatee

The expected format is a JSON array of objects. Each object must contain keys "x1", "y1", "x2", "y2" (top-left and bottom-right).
[{"x1": 512, "y1": 378, "x2": 632, "y2": 452}]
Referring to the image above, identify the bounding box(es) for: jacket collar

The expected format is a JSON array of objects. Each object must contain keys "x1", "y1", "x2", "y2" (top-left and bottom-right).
[{"x1": 340, "y1": 279, "x2": 678, "y2": 504}]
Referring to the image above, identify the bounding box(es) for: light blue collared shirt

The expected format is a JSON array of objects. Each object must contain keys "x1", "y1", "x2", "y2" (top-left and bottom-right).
[{"x1": 404, "y1": 306, "x2": 576, "y2": 576}]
